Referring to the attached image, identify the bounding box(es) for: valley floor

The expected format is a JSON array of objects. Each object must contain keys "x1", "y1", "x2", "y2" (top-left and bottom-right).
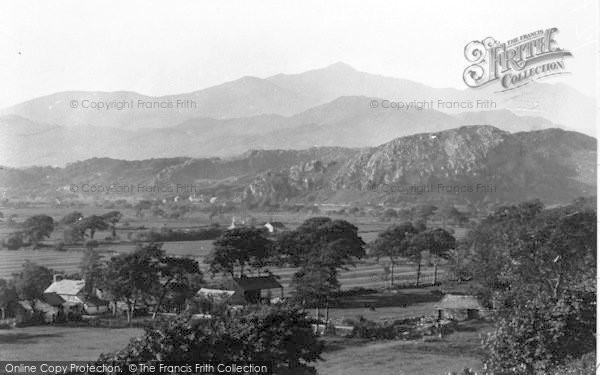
[
  {"x1": 316, "y1": 321, "x2": 490, "y2": 375},
  {"x1": 0, "y1": 321, "x2": 491, "y2": 375},
  {"x1": 0, "y1": 326, "x2": 142, "y2": 361}
]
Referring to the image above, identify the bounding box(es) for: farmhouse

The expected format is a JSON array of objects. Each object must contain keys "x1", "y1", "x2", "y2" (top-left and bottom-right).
[
  {"x1": 434, "y1": 294, "x2": 485, "y2": 321},
  {"x1": 198, "y1": 276, "x2": 283, "y2": 305},
  {"x1": 44, "y1": 275, "x2": 109, "y2": 314}
]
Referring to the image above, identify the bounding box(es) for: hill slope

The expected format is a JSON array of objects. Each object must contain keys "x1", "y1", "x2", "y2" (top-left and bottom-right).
[{"x1": 0, "y1": 126, "x2": 594, "y2": 206}]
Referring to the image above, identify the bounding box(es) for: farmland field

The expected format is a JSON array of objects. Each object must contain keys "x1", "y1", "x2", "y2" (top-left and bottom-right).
[
  {"x1": 0, "y1": 325, "x2": 142, "y2": 361},
  {"x1": 0, "y1": 207, "x2": 452, "y2": 289},
  {"x1": 316, "y1": 320, "x2": 490, "y2": 375},
  {"x1": 0, "y1": 246, "x2": 446, "y2": 293},
  {"x1": 0, "y1": 320, "x2": 490, "y2": 374},
  {"x1": 0, "y1": 206, "x2": 472, "y2": 373}
]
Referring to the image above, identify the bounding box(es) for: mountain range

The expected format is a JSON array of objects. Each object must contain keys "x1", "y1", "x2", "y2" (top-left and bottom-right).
[
  {"x1": 1, "y1": 126, "x2": 595, "y2": 207},
  {"x1": 0, "y1": 63, "x2": 595, "y2": 167}
]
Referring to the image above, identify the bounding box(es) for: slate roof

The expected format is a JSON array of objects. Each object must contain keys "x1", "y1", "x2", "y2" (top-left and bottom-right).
[
  {"x1": 44, "y1": 279, "x2": 85, "y2": 295},
  {"x1": 43, "y1": 292, "x2": 66, "y2": 306},
  {"x1": 435, "y1": 294, "x2": 483, "y2": 310}
]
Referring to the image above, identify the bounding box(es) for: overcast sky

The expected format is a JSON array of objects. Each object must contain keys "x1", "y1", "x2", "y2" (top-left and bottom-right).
[{"x1": 0, "y1": 0, "x2": 597, "y2": 108}]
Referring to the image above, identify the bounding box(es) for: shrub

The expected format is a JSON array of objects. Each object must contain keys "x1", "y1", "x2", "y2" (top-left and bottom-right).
[{"x1": 3, "y1": 232, "x2": 24, "y2": 250}]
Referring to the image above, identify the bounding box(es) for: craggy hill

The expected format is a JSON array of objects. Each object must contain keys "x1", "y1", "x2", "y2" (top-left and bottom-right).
[{"x1": 0, "y1": 126, "x2": 595, "y2": 206}]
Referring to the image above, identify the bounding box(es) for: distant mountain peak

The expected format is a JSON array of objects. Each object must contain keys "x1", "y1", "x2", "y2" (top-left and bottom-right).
[{"x1": 322, "y1": 61, "x2": 357, "y2": 72}]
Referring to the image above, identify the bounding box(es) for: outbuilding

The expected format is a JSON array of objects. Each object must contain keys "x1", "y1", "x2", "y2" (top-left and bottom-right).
[{"x1": 434, "y1": 294, "x2": 485, "y2": 321}]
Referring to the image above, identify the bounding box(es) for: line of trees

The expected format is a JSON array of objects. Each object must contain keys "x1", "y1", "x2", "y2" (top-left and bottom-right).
[
  {"x1": 85, "y1": 243, "x2": 202, "y2": 322},
  {"x1": 206, "y1": 217, "x2": 366, "y2": 312},
  {"x1": 2, "y1": 211, "x2": 124, "y2": 250},
  {"x1": 370, "y1": 223, "x2": 455, "y2": 287}
]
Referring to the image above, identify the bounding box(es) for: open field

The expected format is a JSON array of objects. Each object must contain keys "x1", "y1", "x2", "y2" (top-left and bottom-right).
[
  {"x1": 316, "y1": 321, "x2": 490, "y2": 375},
  {"x1": 0, "y1": 325, "x2": 142, "y2": 361},
  {"x1": 0, "y1": 247, "x2": 447, "y2": 294},
  {"x1": 0, "y1": 207, "x2": 455, "y2": 290},
  {"x1": 0, "y1": 319, "x2": 489, "y2": 373}
]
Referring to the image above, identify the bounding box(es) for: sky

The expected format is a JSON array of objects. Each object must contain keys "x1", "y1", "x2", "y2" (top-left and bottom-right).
[{"x1": 0, "y1": 0, "x2": 597, "y2": 108}]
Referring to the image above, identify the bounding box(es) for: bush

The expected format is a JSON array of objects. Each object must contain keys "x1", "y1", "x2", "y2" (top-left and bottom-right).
[
  {"x1": 549, "y1": 352, "x2": 596, "y2": 375},
  {"x1": 3, "y1": 232, "x2": 24, "y2": 250},
  {"x1": 345, "y1": 316, "x2": 410, "y2": 340}
]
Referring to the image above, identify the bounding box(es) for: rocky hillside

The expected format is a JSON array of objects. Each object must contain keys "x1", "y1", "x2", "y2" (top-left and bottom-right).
[{"x1": 0, "y1": 126, "x2": 595, "y2": 206}]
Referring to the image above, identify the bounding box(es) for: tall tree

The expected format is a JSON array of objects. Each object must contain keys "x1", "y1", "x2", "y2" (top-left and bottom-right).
[
  {"x1": 461, "y1": 199, "x2": 596, "y2": 372},
  {"x1": 279, "y1": 217, "x2": 365, "y2": 314},
  {"x1": 77, "y1": 215, "x2": 109, "y2": 239},
  {"x1": 22, "y1": 215, "x2": 54, "y2": 248},
  {"x1": 291, "y1": 261, "x2": 340, "y2": 309},
  {"x1": 100, "y1": 244, "x2": 163, "y2": 322},
  {"x1": 151, "y1": 256, "x2": 202, "y2": 319},
  {"x1": 13, "y1": 261, "x2": 54, "y2": 312},
  {"x1": 59, "y1": 211, "x2": 83, "y2": 226},
  {"x1": 277, "y1": 217, "x2": 365, "y2": 269},
  {"x1": 411, "y1": 228, "x2": 456, "y2": 285},
  {"x1": 80, "y1": 247, "x2": 104, "y2": 297},
  {"x1": 370, "y1": 222, "x2": 419, "y2": 287},
  {"x1": 0, "y1": 279, "x2": 18, "y2": 319},
  {"x1": 207, "y1": 227, "x2": 272, "y2": 278},
  {"x1": 102, "y1": 211, "x2": 122, "y2": 238}
]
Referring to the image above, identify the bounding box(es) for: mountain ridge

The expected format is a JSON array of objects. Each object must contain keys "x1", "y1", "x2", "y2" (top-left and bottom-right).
[
  {"x1": 0, "y1": 126, "x2": 595, "y2": 207},
  {"x1": 0, "y1": 97, "x2": 566, "y2": 168},
  {"x1": 2, "y1": 62, "x2": 594, "y2": 134}
]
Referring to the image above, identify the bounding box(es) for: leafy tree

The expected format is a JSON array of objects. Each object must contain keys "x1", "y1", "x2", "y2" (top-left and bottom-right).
[
  {"x1": 60, "y1": 211, "x2": 83, "y2": 226},
  {"x1": 462, "y1": 199, "x2": 596, "y2": 372},
  {"x1": 291, "y1": 261, "x2": 340, "y2": 308},
  {"x1": 3, "y1": 232, "x2": 24, "y2": 250},
  {"x1": 97, "y1": 304, "x2": 323, "y2": 375},
  {"x1": 63, "y1": 225, "x2": 84, "y2": 244},
  {"x1": 411, "y1": 228, "x2": 455, "y2": 285},
  {"x1": 370, "y1": 222, "x2": 419, "y2": 286},
  {"x1": 278, "y1": 218, "x2": 365, "y2": 313},
  {"x1": 102, "y1": 211, "x2": 122, "y2": 237},
  {"x1": 464, "y1": 199, "x2": 595, "y2": 304},
  {"x1": 77, "y1": 215, "x2": 109, "y2": 239},
  {"x1": 151, "y1": 256, "x2": 202, "y2": 318},
  {"x1": 100, "y1": 244, "x2": 163, "y2": 322},
  {"x1": 80, "y1": 247, "x2": 103, "y2": 297},
  {"x1": 207, "y1": 227, "x2": 272, "y2": 278},
  {"x1": 22, "y1": 214, "x2": 54, "y2": 248},
  {"x1": 0, "y1": 279, "x2": 18, "y2": 319},
  {"x1": 276, "y1": 217, "x2": 365, "y2": 269},
  {"x1": 483, "y1": 291, "x2": 595, "y2": 374},
  {"x1": 13, "y1": 261, "x2": 54, "y2": 312}
]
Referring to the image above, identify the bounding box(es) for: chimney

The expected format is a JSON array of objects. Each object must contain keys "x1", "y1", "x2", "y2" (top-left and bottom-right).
[{"x1": 53, "y1": 274, "x2": 64, "y2": 283}]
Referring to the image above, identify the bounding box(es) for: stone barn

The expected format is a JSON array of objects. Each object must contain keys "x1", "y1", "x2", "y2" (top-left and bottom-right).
[
  {"x1": 198, "y1": 276, "x2": 283, "y2": 305},
  {"x1": 434, "y1": 294, "x2": 485, "y2": 321},
  {"x1": 224, "y1": 276, "x2": 283, "y2": 304}
]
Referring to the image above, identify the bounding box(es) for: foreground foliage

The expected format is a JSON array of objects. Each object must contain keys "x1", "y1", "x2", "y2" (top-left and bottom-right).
[
  {"x1": 459, "y1": 198, "x2": 596, "y2": 374},
  {"x1": 96, "y1": 304, "x2": 323, "y2": 375}
]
